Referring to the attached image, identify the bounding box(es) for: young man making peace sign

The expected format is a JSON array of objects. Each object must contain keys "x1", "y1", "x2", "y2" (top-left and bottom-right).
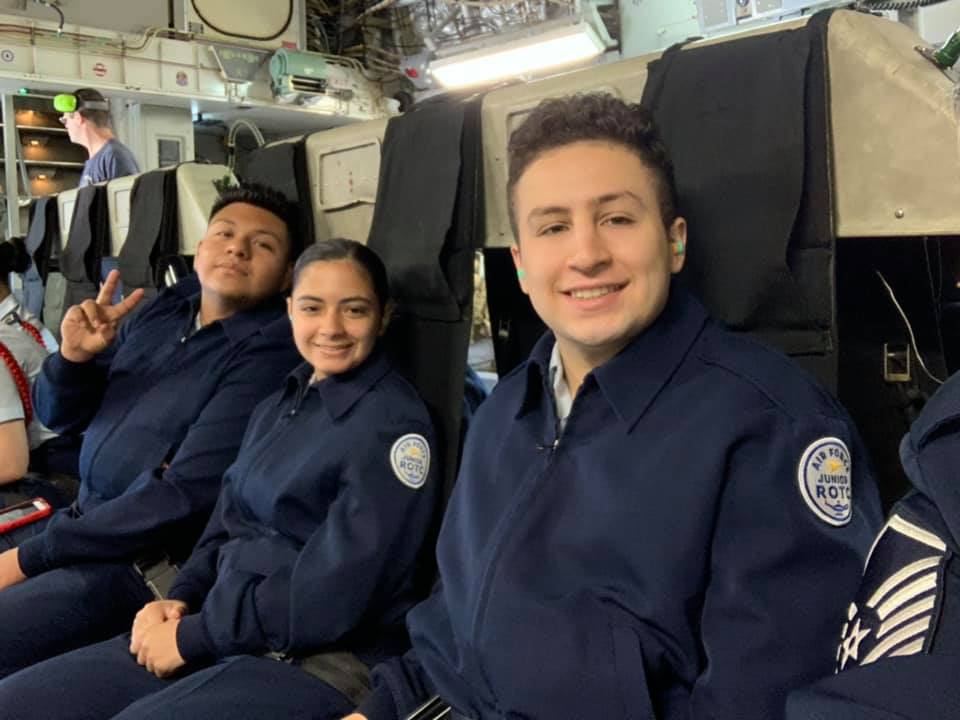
[{"x1": 0, "y1": 184, "x2": 303, "y2": 679}]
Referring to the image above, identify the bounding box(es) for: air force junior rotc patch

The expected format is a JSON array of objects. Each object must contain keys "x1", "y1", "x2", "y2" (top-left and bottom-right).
[
  {"x1": 798, "y1": 437, "x2": 852, "y2": 526},
  {"x1": 390, "y1": 433, "x2": 430, "y2": 489},
  {"x1": 835, "y1": 514, "x2": 948, "y2": 672}
]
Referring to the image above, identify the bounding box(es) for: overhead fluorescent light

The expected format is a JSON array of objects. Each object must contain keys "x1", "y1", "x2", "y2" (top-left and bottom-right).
[{"x1": 430, "y1": 21, "x2": 606, "y2": 89}]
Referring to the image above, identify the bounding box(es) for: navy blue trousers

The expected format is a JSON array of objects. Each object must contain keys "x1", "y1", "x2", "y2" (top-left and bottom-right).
[
  {"x1": 0, "y1": 515, "x2": 153, "y2": 680},
  {"x1": 0, "y1": 634, "x2": 354, "y2": 719}
]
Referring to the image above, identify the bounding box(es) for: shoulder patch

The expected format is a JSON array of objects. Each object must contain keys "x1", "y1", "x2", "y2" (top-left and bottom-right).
[
  {"x1": 390, "y1": 433, "x2": 430, "y2": 489},
  {"x1": 836, "y1": 514, "x2": 948, "y2": 672},
  {"x1": 797, "y1": 437, "x2": 852, "y2": 526}
]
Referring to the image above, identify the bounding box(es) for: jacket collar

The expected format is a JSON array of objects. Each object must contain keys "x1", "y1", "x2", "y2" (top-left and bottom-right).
[
  {"x1": 284, "y1": 347, "x2": 392, "y2": 420},
  {"x1": 908, "y1": 370, "x2": 960, "y2": 450},
  {"x1": 516, "y1": 280, "x2": 708, "y2": 430},
  {"x1": 172, "y1": 273, "x2": 288, "y2": 346}
]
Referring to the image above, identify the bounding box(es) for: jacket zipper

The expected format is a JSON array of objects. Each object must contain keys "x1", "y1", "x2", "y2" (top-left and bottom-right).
[
  {"x1": 235, "y1": 394, "x2": 300, "y2": 502},
  {"x1": 468, "y1": 381, "x2": 576, "y2": 709}
]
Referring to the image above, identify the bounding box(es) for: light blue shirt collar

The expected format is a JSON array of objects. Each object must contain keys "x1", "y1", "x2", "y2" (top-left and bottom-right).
[{"x1": 548, "y1": 342, "x2": 573, "y2": 432}]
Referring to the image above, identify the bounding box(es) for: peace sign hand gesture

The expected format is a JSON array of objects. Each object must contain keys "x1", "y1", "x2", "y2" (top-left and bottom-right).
[{"x1": 60, "y1": 270, "x2": 144, "y2": 363}]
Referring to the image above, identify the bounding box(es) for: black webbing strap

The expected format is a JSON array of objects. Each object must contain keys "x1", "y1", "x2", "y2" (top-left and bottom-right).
[
  {"x1": 60, "y1": 184, "x2": 108, "y2": 285},
  {"x1": 60, "y1": 185, "x2": 108, "y2": 308},
  {"x1": 263, "y1": 650, "x2": 372, "y2": 706},
  {"x1": 25, "y1": 196, "x2": 58, "y2": 282},
  {"x1": 119, "y1": 168, "x2": 180, "y2": 290},
  {"x1": 296, "y1": 651, "x2": 372, "y2": 705},
  {"x1": 132, "y1": 556, "x2": 179, "y2": 601}
]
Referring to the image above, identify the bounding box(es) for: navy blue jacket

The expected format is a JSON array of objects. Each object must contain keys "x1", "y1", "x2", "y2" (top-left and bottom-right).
[
  {"x1": 20, "y1": 275, "x2": 300, "y2": 576},
  {"x1": 787, "y1": 371, "x2": 960, "y2": 720},
  {"x1": 360, "y1": 285, "x2": 883, "y2": 720},
  {"x1": 168, "y1": 351, "x2": 438, "y2": 664}
]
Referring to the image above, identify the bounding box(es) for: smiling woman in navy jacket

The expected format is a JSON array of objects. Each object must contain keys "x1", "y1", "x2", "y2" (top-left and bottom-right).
[
  {"x1": 0, "y1": 239, "x2": 438, "y2": 719},
  {"x1": 337, "y1": 93, "x2": 885, "y2": 720}
]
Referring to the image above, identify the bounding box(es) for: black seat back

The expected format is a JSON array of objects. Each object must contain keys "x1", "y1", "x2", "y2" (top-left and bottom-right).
[
  {"x1": 240, "y1": 138, "x2": 316, "y2": 250},
  {"x1": 118, "y1": 167, "x2": 180, "y2": 300},
  {"x1": 19, "y1": 196, "x2": 59, "y2": 318},
  {"x1": 60, "y1": 184, "x2": 109, "y2": 308},
  {"x1": 368, "y1": 97, "x2": 484, "y2": 592},
  {"x1": 640, "y1": 14, "x2": 836, "y2": 389}
]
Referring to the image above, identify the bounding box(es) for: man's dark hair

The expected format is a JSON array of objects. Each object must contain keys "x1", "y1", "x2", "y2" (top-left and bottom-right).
[
  {"x1": 506, "y1": 93, "x2": 679, "y2": 237},
  {"x1": 209, "y1": 183, "x2": 303, "y2": 262},
  {"x1": 74, "y1": 88, "x2": 110, "y2": 129},
  {"x1": 292, "y1": 238, "x2": 390, "y2": 312}
]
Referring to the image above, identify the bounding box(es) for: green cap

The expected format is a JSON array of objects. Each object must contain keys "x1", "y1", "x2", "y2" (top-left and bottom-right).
[
  {"x1": 53, "y1": 93, "x2": 109, "y2": 113},
  {"x1": 53, "y1": 93, "x2": 77, "y2": 113}
]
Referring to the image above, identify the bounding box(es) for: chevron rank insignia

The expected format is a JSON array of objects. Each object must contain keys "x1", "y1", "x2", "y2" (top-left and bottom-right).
[{"x1": 836, "y1": 513, "x2": 949, "y2": 673}]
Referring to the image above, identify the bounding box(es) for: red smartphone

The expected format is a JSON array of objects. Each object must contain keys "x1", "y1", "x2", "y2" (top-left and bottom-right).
[{"x1": 0, "y1": 498, "x2": 52, "y2": 534}]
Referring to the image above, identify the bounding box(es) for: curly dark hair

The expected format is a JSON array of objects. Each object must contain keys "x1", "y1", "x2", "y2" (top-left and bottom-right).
[
  {"x1": 506, "y1": 93, "x2": 679, "y2": 237},
  {"x1": 209, "y1": 183, "x2": 303, "y2": 262}
]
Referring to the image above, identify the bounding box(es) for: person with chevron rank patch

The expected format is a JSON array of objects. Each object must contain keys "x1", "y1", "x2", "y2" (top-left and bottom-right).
[{"x1": 789, "y1": 370, "x2": 960, "y2": 720}]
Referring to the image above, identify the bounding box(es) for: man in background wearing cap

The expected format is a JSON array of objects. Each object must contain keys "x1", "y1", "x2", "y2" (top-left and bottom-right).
[{"x1": 56, "y1": 88, "x2": 140, "y2": 187}]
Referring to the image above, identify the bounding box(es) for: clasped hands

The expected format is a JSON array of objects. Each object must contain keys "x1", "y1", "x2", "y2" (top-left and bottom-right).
[{"x1": 129, "y1": 599, "x2": 188, "y2": 678}]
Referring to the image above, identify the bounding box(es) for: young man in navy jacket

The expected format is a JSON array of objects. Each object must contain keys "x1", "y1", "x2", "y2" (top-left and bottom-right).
[
  {"x1": 344, "y1": 94, "x2": 884, "y2": 720},
  {"x1": 0, "y1": 184, "x2": 302, "y2": 678}
]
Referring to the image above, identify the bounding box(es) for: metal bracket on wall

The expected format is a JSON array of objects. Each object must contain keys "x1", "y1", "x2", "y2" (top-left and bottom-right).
[{"x1": 883, "y1": 342, "x2": 912, "y2": 382}]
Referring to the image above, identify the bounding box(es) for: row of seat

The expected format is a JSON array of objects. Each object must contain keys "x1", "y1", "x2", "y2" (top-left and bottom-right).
[
  {"x1": 61, "y1": 164, "x2": 230, "y2": 261},
  {"x1": 18, "y1": 163, "x2": 234, "y2": 338},
  {"x1": 16, "y1": 9, "x2": 960, "y2": 511},
  {"x1": 230, "y1": 7, "x2": 960, "y2": 512}
]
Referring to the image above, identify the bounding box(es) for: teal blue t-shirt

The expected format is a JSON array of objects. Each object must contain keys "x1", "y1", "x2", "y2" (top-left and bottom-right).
[{"x1": 79, "y1": 139, "x2": 140, "y2": 187}]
